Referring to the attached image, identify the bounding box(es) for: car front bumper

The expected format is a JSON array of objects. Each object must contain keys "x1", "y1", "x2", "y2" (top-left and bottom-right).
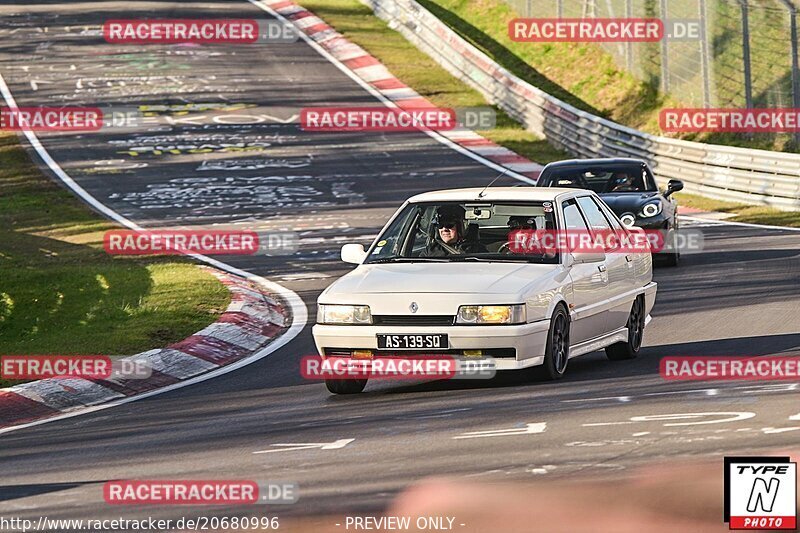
[{"x1": 312, "y1": 319, "x2": 552, "y2": 370}]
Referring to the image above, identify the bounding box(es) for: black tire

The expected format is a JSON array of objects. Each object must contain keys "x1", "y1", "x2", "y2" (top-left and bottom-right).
[
  {"x1": 535, "y1": 305, "x2": 570, "y2": 380},
  {"x1": 660, "y1": 251, "x2": 679, "y2": 267},
  {"x1": 325, "y1": 378, "x2": 367, "y2": 394},
  {"x1": 659, "y1": 229, "x2": 680, "y2": 267},
  {"x1": 606, "y1": 296, "x2": 646, "y2": 360}
]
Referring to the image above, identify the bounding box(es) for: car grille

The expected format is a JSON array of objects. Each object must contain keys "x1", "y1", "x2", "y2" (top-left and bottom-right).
[
  {"x1": 371, "y1": 315, "x2": 455, "y2": 326},
  {"x1": 324, "y1": 348, "x2": 517, "y2": 358}
]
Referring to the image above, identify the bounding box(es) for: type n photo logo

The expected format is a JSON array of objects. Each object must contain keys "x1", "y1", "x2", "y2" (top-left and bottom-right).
[{"x1": 725, "y1": 456, "x2": 797, "y2": 530}]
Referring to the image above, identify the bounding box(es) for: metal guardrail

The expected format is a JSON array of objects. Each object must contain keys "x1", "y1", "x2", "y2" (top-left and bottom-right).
[{"x1": 362, "y1": 0, "x2": 800, "y2": 210}]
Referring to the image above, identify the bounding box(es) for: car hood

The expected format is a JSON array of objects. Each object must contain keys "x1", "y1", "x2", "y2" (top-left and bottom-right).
[
  {"x1": 599, "y1": 192, "x2": 660, "y2": 213},
  {"x1": 324, "y1": 262, "x2": 560, "y2": 296}
]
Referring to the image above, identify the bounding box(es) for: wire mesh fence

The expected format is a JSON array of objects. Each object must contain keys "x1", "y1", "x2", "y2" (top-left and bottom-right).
[{"x1": 503, "y1": 0, "x2": 800, "y2": 110}]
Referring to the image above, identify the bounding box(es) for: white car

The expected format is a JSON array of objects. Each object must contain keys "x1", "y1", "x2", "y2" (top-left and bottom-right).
[{"x1": 313, "y1": 187, "x2": 657, "y2": 394}]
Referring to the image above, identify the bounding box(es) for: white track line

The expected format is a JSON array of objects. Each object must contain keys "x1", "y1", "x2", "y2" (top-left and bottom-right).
[
  {"x1": 0, "y1": 72, "x2": 308, "y2": 436},
  {"x1": 680, "y1": 215, "x2": 800, "y2": 233}
]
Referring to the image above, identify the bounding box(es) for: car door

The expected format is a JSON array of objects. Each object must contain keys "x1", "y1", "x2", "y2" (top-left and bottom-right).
[
  {"x1": 576, "y1": 195, "x2": 630, "y2": 333},
  {"x1": 561, "y1": 198, "x2": 609, "y2": 344}
]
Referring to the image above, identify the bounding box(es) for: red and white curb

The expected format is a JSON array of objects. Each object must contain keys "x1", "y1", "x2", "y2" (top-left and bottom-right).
[
  {"x1": 0, "y1": 268, "x2": 290, "y2": 430},
  {"x1": 248, "y1": 0, "x2": 543, "y2": 182}
]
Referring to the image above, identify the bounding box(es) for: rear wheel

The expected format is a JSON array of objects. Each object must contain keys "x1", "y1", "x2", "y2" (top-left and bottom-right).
[
  {"x1": 325, "y1": 378, "x2": 367, "y2": 394},
  {"x1": 535, "y1": 305, "x2": 570, "y2": 380},
  {"x1": 606, "y1": 296, "x2": 645, "y2": 360}
]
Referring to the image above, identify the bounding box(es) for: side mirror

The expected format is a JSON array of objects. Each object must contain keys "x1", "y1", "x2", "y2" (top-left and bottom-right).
[
  {"x1": 341, "y1": 243, "x2": 367, "y2": 264},
  {"x1": 570, "y1": 250, "x2": 606, "y2": 265},
  {"x1": 665, "y1": 179, "x2": 684, "y2": 198}
]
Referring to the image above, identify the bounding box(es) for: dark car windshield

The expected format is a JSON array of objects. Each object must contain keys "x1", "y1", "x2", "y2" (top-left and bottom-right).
[
  {"x1": 540, "y1": 165, "x2": 657, "y2": 194},
  {"x1": 364, "y1": 201, "x2": 559, "y2": 264}
]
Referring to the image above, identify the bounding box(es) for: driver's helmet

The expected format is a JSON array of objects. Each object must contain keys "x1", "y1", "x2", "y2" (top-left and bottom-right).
[
  {"x1": 434, "y1": 204, "x2": 466, "y2": 234},
  {"x1": 611, "y1": 172, "x2": 635, "y2": 189},
  {"x1": 507, "y1": 215, "x2": 538, "y2": 230}
]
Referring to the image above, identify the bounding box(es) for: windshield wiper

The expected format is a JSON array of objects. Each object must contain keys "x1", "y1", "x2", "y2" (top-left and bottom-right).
[
  {"x1": 446, "y1": 256, "x2": 553, "y2": 263},
  {"x1": 368, "y1": 257, "x2": 450, "y2": 263},
  {"x1": 444, "y1": 256, "x2": 493, "y2": 262}
]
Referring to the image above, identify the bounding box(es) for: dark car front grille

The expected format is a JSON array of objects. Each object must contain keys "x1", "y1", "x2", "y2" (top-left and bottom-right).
[{"x1": 371, "y1": 315, "x2": 455, "y2": 326}]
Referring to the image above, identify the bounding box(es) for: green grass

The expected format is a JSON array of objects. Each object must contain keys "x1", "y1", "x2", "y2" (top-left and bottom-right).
[
  {"x1": 416, "y1": 0, "x2": 799, "y2": 151},
  {"x1": 417, "y1": 0, "x2": 675, "y2": 133},
  {"x1": 0, "y1": 133, "x2": 231, "y2": 387},
  {"x1": 675, "y1": 192, "x2": 800, "y2": 227}
]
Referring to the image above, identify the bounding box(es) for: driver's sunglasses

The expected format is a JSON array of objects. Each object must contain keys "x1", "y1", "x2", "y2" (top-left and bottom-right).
[{"x1": 439, "y1": 221, "x2": 458, "y2": 230}]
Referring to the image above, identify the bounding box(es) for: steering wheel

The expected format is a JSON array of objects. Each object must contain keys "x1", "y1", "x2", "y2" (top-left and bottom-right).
[{"x1": 496, "y1": 241, "x2": 513, "y2": 254}]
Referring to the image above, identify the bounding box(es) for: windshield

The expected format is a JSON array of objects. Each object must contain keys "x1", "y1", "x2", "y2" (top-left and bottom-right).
[
  {"x1": 364, "y1": 201, "x2": 559, "y2": 264},
  {"x1": 543, "y1": 166, "x2": 656, "y2": 193}
]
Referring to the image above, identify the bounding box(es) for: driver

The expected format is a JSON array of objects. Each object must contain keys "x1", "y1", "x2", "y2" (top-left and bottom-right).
[
  {"x1": 422, "y1": 204, "x2": 486, "y2": 257},
  {"x1": 610, "y1": 172, "x2": 638, "y2": 192},
  {"x1": 505, "y1": 215, "x2": 556, "y2": 258}
]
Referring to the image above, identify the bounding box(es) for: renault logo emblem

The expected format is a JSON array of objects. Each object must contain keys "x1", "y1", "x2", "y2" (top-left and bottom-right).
[{"x1": 409, "y1": 302, "x2": 419, "y2": 313}]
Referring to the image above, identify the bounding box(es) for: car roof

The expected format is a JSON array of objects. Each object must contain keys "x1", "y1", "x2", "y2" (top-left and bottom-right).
[
  {"x1": 542, "y1": 158, "x2": 647, "y2": 169},
  {"x1": 407, "y1": 187, "x2": 591, "y2": 203}
]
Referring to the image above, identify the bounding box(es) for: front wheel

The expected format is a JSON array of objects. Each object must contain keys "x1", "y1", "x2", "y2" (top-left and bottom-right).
[
  {"x1": 535, "y1": 305, "x2": 570, "y2": 380},
  {"x1": 325, "y1": 378, "x2": 367, "y2": 394},
  {"x1": 606, "y1": 296, "x2": 646, "y2": 360},
  {"x1": 658, "y1": 229, "x2": 680, "y2": 267}
]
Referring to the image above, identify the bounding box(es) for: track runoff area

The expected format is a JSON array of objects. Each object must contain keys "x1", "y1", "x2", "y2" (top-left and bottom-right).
[{"x1": 0, "y1": 4, "x2": 799, "y2": 533}]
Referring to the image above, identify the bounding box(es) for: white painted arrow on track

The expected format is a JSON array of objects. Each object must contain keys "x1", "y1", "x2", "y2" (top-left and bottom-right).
[
  {"x1": 454, "y1": 423, "x2": 546, "y2": 440},
  {"x1": 761, "y1": 427, "x2": 800, "y2": 434},
  {"x1": 253, "y1": 438, "x2": 354, "y2": 454},
  {"x1": 30, "y1": 79, "x2": 53, "y2": 91}
]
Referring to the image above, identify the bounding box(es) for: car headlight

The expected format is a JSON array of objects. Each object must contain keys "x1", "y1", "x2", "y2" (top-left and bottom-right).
[
  {"x1": 640, "y1": 202, "x2": 662, "y2": 218},
  {"x1": 318, "y1": 304, "x2": 372, "y2": 325},
  {"x1": 619, "y1": 213, "x2": 636, "y2": 227},
  {"x1": 456, "y1": 304, "x2": 526, "y2": 325}
]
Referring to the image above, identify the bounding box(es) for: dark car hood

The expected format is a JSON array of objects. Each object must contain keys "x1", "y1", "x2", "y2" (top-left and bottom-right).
[{"x1": 599, "y1": 192, "x2": 660, "y2": 214}]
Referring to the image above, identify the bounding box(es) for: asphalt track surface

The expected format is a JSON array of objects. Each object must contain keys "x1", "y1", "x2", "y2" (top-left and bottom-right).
[{"x1": 1, "y1": 0, "x2": 799, "y2": 525}]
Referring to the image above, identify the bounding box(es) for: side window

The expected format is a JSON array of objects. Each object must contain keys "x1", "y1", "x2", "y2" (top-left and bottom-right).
[
  {"x1": 593, "y1": 196, "x2": 626, "y2": 251},
  {"x1": 643, "y1": 168, "x2": 657, "y2": 191},
  {"x1": 576, "y1": 196, "x2": 611, "y2": 231},
  {"x1": 593, "y1": 197, "x2": 624, "y2": 231},
  {"x1": 562, "y1": 200, "x2": 589, "y2": 230},
  {"x1": 577, "y1": 195, "x2": 619, "y2": 251},
  {"x1": 562, "y1": 200, "x2": 589, "y2": 254}
]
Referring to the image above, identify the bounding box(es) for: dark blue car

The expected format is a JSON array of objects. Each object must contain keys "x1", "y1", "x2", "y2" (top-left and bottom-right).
[{"x1": 535, "y1": 158, "x2": 684, "y2": 266}]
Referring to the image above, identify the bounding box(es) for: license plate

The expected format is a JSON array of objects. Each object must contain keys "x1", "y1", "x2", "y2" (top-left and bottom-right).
[{"x1": 376, "y1": 334, "x2": 448, "y2": 350}]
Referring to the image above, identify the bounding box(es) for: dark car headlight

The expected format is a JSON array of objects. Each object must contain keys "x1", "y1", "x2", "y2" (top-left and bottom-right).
[
  {"x1": 620, "y1": 213, "x2": 636, "y2": 227},
  {"x1": 640, "y1": 202, "x2": 663, "y2": 218}
]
